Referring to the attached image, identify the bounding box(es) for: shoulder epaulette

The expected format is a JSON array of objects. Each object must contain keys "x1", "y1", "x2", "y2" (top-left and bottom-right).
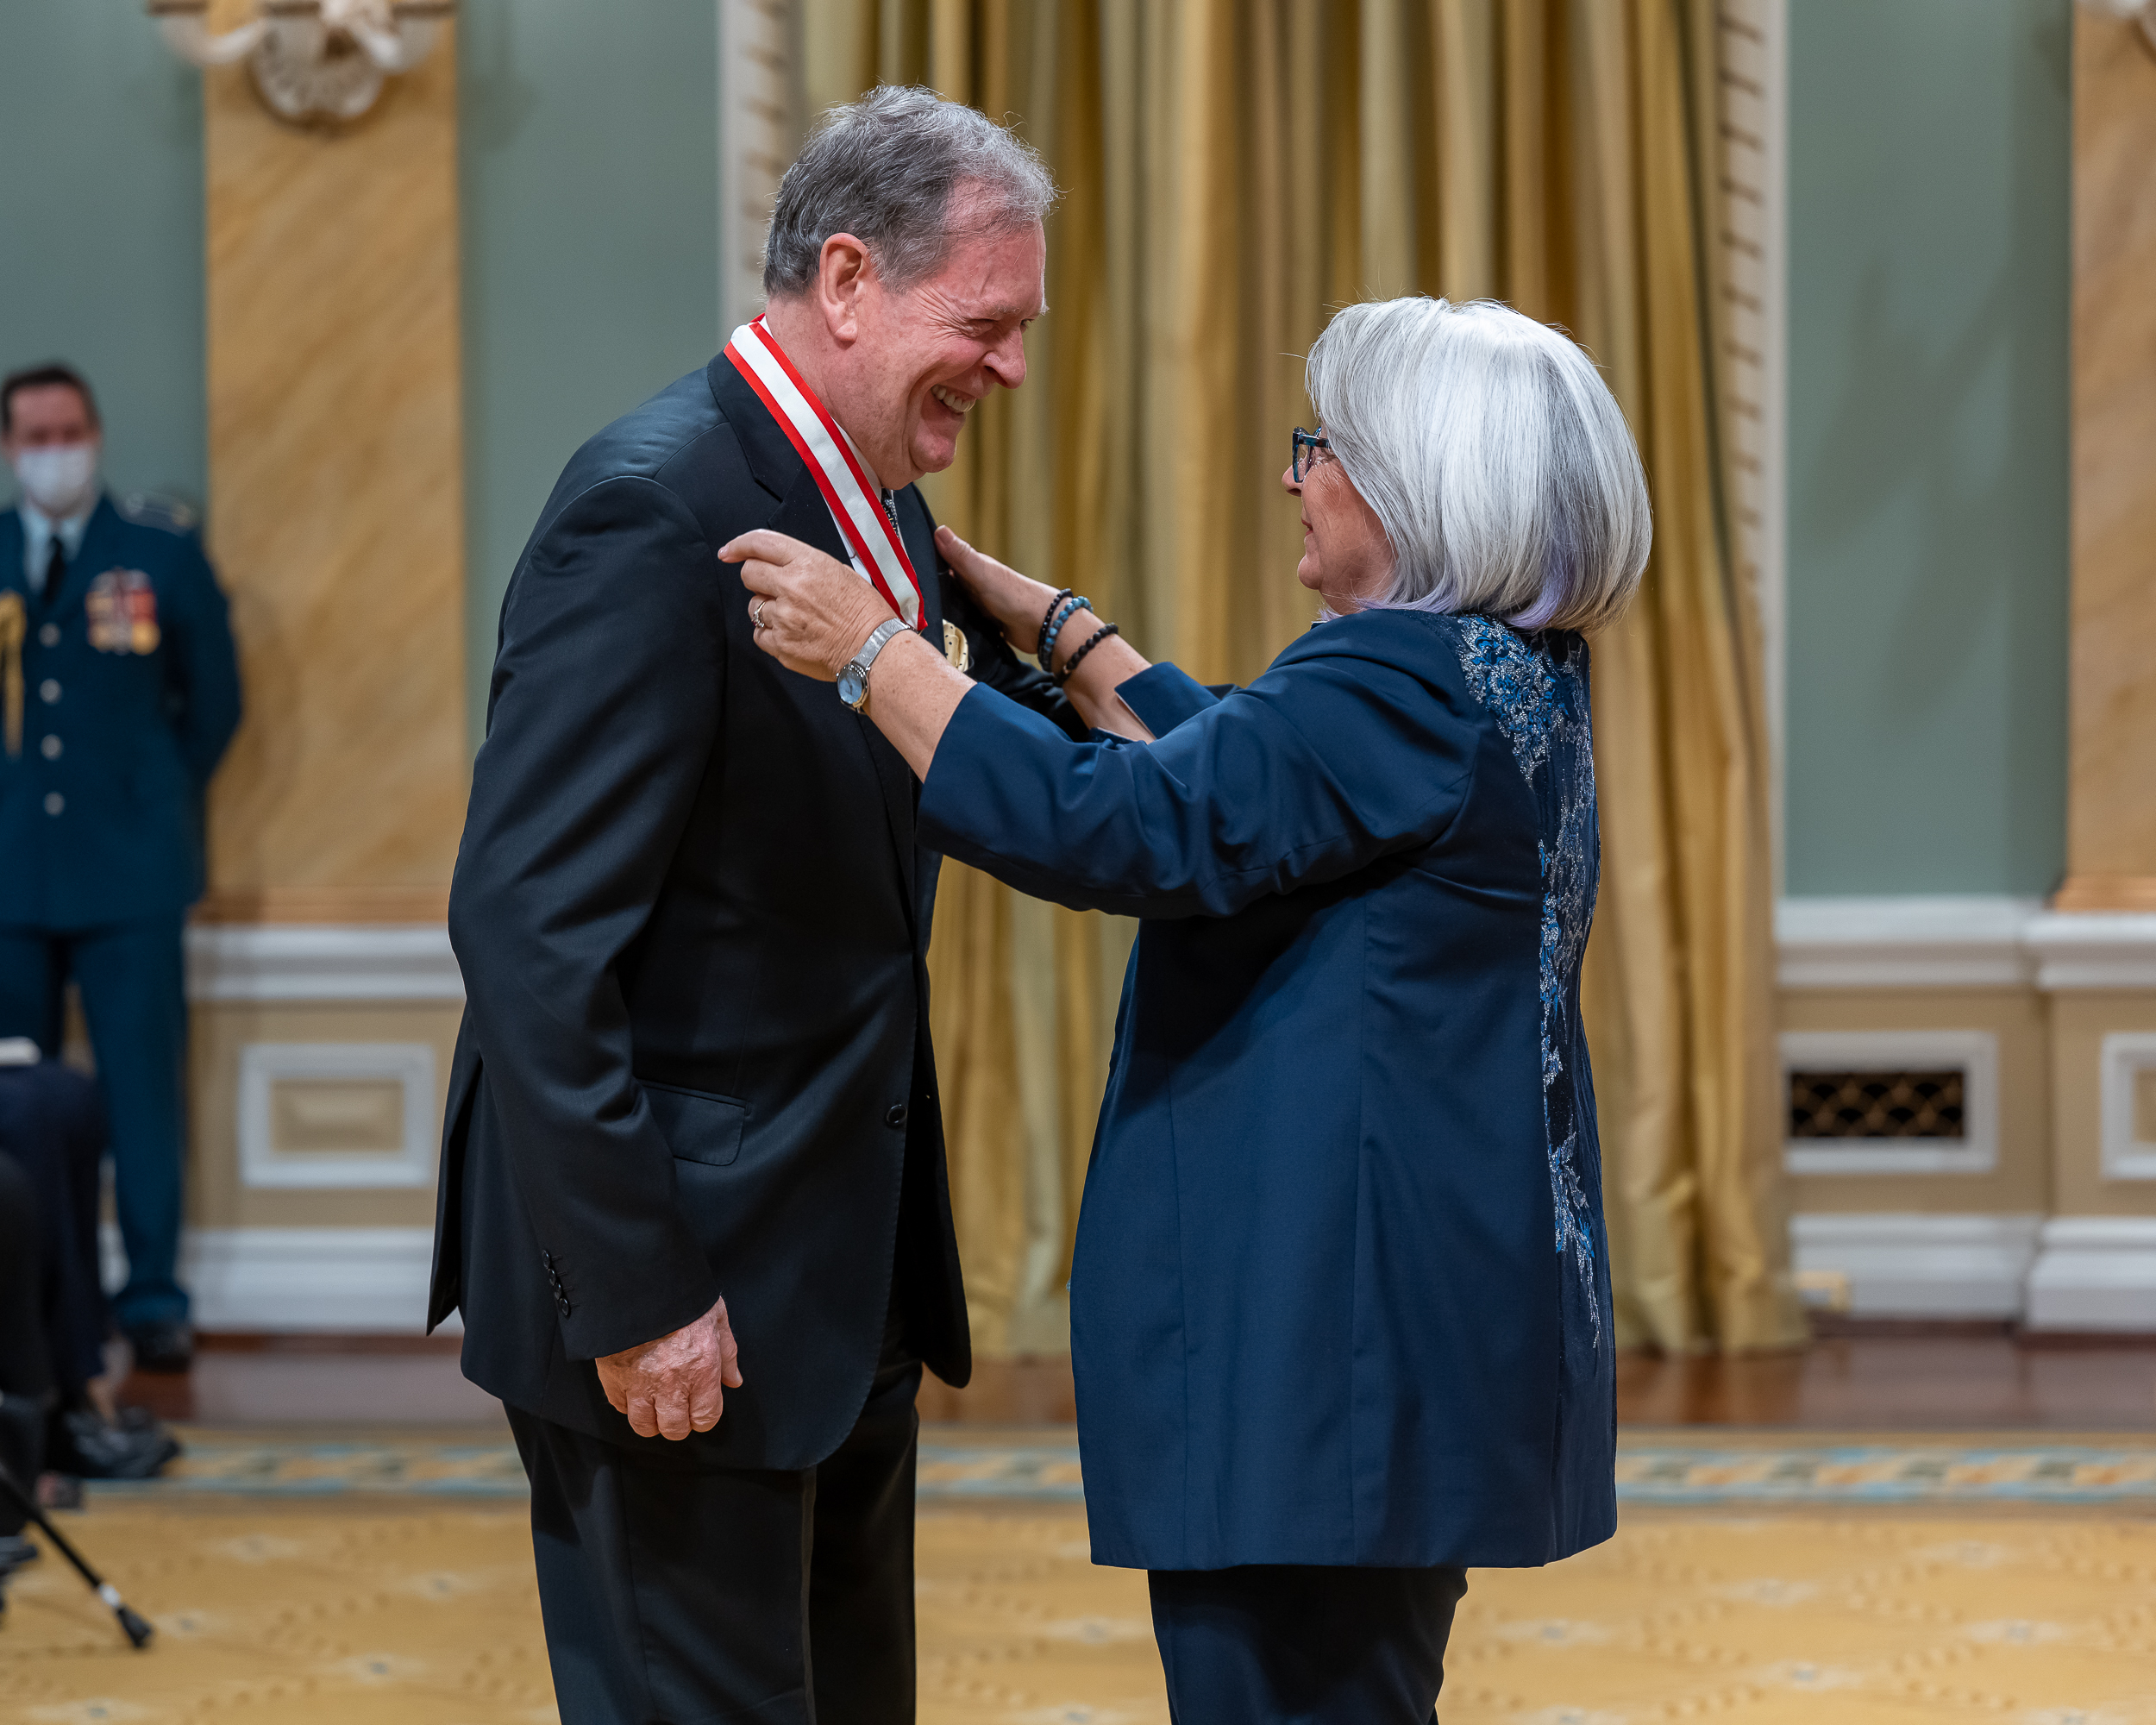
[{"x1": 116, "y1": 492, "x2": 198, "y2": 535}]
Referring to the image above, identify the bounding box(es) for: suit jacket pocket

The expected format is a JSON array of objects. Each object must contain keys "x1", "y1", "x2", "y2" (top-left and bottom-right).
[{"x1": 642, "y1": 1080, "x2": 749, "y2": 1169}]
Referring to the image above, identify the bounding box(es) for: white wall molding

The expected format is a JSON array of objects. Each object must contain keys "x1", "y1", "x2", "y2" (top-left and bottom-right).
[
  {"x1": 2026, "y1": 1217, "x2": 2156, "y2": 1332},
  {"x1": 1777, "y1": 898, "x2": 2156, "y2": 993},
  {"x1": 1777, "y1": 896, "x2": 2042, "y2": 989},
  {"x1": 185, "y1": 924, "x2": 463, "y2": 1003},
  {"x1": 1789, "y1": 1213, "x2": 2042, "y2": 1319},
  {"x1": 2101, "y1": 1033, "x2": 2156, "y2": 1181},
  {"x1": 103, "y1": 1226, "x2": 451, "y2": 1333},
  {"x1": 237, "y1": 1042, "x2": 439, "y2": 1190},
  {"x1": 1781, "y1": 1029, "x2": 1996, "y2": 1175},
  {"x1": 2026, "y1": 913, "x2": 2156, "y2": 991}
]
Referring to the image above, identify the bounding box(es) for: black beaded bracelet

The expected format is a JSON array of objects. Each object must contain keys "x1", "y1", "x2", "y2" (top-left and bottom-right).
[
  {"x1": 1036, "y1": 587, "x2": 1075, "y2": 663},
  {"x1": 1052, "y1": 621, "x2": 1120, "y2": 687},
  {"x1": 1037, "y1": 595, "x2": 1094, "y2": 673}
]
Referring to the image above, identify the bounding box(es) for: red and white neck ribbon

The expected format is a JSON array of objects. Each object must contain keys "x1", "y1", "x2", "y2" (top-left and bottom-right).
[{"x1": 724, "y1": 317, "x2": 924, "y2": 630}]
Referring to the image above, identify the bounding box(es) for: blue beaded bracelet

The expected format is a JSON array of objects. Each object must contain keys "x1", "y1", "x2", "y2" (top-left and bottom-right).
[{"x1": 1037, "y1": 594, "x2": 1094, "y2": 673}]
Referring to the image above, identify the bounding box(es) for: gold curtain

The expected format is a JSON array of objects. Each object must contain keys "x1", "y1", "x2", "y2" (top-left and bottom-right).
[{"x1": 801, "y1": 0, "x2": 1803, "y2": 1356}]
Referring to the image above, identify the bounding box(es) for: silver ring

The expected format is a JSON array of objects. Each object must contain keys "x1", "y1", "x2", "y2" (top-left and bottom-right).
[{"x1": 749, "y1": 599, "x2": 768, "y2": 630}]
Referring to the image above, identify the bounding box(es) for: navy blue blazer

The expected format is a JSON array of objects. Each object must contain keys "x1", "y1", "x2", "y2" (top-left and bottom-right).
[
  {"x1": 0, "y1": 495, "x2": 241, "y2": 932},
  {"x1": 918, "y1": 608, "x2": 1616, "y2": 1571}
]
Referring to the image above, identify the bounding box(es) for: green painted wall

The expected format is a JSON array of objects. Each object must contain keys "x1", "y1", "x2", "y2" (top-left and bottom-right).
[
  {"x1": 1783, "y1": 0, "x2": 2071, "y2": 897},
  {"x1": 0, "y1": 2, "x2": 205, "y2": 509},
  {"x1": 459, "y1": 1, "x2": 722, "y2": 743}
]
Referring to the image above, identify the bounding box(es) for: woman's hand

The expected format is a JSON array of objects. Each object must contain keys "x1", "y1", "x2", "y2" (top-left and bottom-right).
[
  {"x1": 722, "y1": 530, "x2": 894, "y2": 681},
  {"x1": 935, "y1": 525, "x2": 1058, "y2": 654}
]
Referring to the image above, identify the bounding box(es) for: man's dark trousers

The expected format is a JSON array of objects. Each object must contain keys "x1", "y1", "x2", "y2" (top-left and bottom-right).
[
  {"x1": 509, "y1": 1312, "x2": 924, "y2": 1725},
  {"x1": 0, "y1": 1059, "x2": 110, "y2": 1397},
  {"x1": 0, "y1": 917, "x2": 187, "y2": 1329}
]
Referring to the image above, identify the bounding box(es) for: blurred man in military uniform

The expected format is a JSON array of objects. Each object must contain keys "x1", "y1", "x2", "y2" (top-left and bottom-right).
[{"x1": 0, "y1": 363, "x2": 241, "y2": 1373}]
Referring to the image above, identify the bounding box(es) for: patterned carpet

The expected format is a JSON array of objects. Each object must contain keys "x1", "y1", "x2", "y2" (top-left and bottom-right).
[
  {"x1": 91, "y1": 1427, "x2": 2156, "y2": 1507},
  {"x1": 6, "y1": 1433, "x2": 2156, "y2": 1722}
]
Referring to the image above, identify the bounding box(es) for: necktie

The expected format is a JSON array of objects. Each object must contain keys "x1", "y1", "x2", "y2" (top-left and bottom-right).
[{"x1": 41, "y1": 537, "x2": 64, "y2": 604}]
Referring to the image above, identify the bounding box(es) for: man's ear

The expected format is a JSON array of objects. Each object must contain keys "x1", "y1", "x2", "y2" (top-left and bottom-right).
[{"x1": 816, "y1": 234, "x2": 874, "y2": 346}]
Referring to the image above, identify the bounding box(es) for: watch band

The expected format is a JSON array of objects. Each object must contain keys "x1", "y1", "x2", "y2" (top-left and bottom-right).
[{"x1": 842, "y1": 618, "x2": 909, "y2": 713}]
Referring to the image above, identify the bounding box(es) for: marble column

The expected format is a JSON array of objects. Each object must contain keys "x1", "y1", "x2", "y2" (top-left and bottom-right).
[
  {"x1": 2057, "y1": 13, "x2": 2156, "y2": 911},
  {"x1": 198, "y1": 19, "x2": 467, "y2": 923}
]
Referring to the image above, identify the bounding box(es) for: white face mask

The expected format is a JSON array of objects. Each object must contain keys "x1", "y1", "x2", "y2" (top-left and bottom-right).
[{"x1": 11, "y1": 442, "x2": 99, "y2": 518}]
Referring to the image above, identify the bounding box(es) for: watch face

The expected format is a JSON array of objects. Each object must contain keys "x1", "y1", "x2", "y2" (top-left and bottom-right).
[{"x1": 837, "y1": 667, "x2": 867, "y2": 708}]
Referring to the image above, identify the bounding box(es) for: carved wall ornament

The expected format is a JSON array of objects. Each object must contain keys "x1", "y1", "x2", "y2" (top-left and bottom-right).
[{"x1": 149, "y1": 0, "x2": 454, "y2": 126}]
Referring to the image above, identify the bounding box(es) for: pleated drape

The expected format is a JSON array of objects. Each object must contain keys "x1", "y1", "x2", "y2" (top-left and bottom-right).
[{"x1": 800, "y1": 0, "x2": 1803, "y2": 1356}]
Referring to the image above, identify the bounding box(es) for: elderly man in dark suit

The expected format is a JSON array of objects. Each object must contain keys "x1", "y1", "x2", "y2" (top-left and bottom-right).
[{"x1": 427, "y1": 88, "x2": 1073, "y2": 1723}]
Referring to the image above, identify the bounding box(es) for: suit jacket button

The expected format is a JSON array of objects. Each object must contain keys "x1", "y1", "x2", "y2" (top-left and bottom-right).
[
  {"x1": 557, "y1": 1297, "x2": 572, "y2": 1317},
  {"x1": 38, "y1": 624, "x2": 59, "y2": 647},
  {"x1": 884, "y1": 1102, "x2": 908, "y2": 1129}
]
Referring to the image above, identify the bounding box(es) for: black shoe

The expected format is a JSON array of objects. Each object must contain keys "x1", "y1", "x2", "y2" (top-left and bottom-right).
[
  {"x1": 0, "y1": 1534, "x2": 36, "y2": 1578},
  {"x1": 125, "y1": 1320, "x2": 195, "y2": 1374},
  {"x1": 47, "y1": 1409, "x2": 180, "y2": 1482}
]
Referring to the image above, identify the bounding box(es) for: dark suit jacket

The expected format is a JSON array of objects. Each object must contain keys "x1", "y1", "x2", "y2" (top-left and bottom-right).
[
  {"x1": 918, "y1": 610, "x2": 1617, "y2": 1569},
  {"x1": 0, "y1": 496, "x2": 240, "y2": 932},
  {"x1": 428, "y1": 354, "x2": 1076, "y2": 1471}
]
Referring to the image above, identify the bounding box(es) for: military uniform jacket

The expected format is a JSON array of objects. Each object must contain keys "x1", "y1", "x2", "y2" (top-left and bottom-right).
[
  {"x1": 429, "y1": 354, "x2": 1079, "y2": 1472},
  {"x1": 0, "y1": 495, "x2": 241, "y2": 932}
]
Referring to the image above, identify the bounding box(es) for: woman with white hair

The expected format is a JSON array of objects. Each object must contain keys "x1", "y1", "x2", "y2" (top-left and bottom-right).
[{"x1": 729, "y1": 296, "x2": 1651, "y2": 1722}]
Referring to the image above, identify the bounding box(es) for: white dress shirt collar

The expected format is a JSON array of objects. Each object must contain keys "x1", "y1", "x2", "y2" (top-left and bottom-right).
[{"x1": 18, "y1": 496, "x2": 95, "y2": 596}]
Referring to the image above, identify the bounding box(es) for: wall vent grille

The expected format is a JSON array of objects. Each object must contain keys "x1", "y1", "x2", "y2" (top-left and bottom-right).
[{"x1": 1789, "y1": 1070, "x2": 1966, "y2": 1140}]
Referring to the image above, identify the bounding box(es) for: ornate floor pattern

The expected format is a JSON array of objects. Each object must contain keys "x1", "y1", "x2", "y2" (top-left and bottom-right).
[
  {"x1": 7, "y1": 1502, "x2": 2156, "y2": 1722},
  {"x1": 103, "y1": 1429, "x2": 2156, "y2": 1506}
]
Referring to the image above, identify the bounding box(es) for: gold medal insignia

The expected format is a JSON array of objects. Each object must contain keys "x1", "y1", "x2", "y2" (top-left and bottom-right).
[
  {"x1": 0, "y1": 590, "x2": 23, "y2": 758},
  {"x1": 86, "y1": 570, "x2": 160, "y2": 656},
  {"x1": 942, "y1": 619, "x2": 971, "y2": 674}
]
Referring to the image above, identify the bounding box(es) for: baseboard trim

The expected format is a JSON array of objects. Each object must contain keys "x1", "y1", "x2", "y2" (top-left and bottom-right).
[
  {"x1": 2026, "y1": 1217, "x2": 2156, "y2": 1333},
  {"x1": 103, "y1": 1225, "x2": 454, "y2": 1334},
  {"x1": 1789, "y1": 1213, "x2": 2043, "y2": 1319}
]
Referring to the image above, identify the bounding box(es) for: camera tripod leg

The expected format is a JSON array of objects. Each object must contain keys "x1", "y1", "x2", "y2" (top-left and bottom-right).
[{"x1": 0, "y1": 1458, "x2": 153, "y2": 1648}]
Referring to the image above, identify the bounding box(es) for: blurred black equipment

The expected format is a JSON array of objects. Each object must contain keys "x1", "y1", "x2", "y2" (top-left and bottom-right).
[{"x1": 0, "y1": 1456, "x2": 154, "y2": 1648}]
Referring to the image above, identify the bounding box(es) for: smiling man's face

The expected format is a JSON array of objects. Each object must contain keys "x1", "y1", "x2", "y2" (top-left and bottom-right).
[{"x1": 841, "y1": 193, "x2": 1046, "y2": 487}]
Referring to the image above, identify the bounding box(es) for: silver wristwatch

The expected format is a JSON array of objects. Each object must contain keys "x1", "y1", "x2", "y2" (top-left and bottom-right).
[{"x1": 838, "y1": 618, "x2": 909, "y2": 713}]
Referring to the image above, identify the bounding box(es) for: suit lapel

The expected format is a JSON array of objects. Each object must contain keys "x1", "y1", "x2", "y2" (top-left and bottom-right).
[
  {"x1": 716, "y1": 354, "x2": 922, "y2": 920},
  {"x1": 896, "y1": 490, "x2": 944, "y2": 648}
]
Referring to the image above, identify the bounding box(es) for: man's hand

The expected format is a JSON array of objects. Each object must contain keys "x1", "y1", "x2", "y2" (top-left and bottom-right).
[
  {"x1": 722, "y1": 530, "x2": 894, "y2": 681},
  {"x1": 594, "y1": 1295, "x2": 744, "y2": 1441}
]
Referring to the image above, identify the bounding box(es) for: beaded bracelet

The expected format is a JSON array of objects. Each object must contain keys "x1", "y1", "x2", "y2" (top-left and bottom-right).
[
  {"x1": 1052, "y1": 621, "x2": 1120, "y2": 687},
  {"x1": 1037, "y1": 595, "x2": 1094, "y2": 674},
  {"x1": 1035, "y1": 587, "x2": 1076, "y2": 663}
]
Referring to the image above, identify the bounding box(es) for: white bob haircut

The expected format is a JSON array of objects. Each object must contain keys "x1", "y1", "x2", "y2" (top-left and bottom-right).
[{"x1": 1306, "y1": 297, "x2": 1651, "y2": 634}]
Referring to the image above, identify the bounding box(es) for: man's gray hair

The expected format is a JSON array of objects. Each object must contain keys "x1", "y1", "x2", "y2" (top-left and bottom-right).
[
  {"x1": 1307, "y1": 298, "x2": 1652, "y2": 634},
  {"x1": 763, "y1": 86, "x2": 1056, "y2": 298}
]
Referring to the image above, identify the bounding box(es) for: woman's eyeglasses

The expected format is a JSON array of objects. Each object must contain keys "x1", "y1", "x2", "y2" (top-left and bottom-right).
[{"x1": 1291, "y1": 428, "x2": 1332, "y2": 485}]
